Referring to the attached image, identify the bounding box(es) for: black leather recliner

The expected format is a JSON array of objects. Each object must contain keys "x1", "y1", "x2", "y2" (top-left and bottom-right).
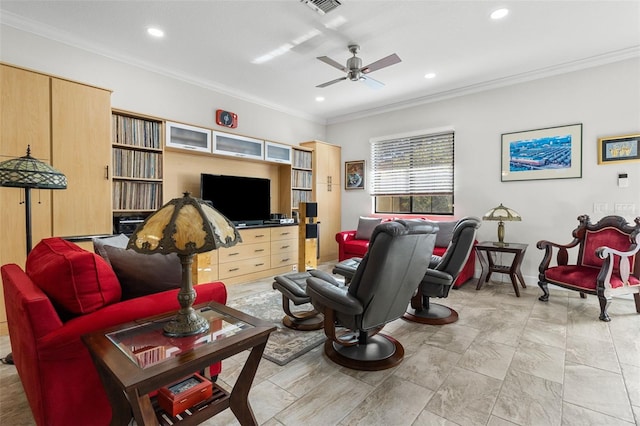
[
  {"x1": 306, "y1": 219, "x2": 438, "y2": 371},
  {"x1": 403, "y1": 216, "x2": 481, "y2": 325}
]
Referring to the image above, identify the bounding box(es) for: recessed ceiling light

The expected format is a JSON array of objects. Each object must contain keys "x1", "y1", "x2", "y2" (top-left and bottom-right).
[
  {"x1": 147, "y1": 27, "x2": 164, "y2": 38},
  {"x1": 490, "y1": 8, "x2": 509, "y2": 20},
  {"x1": 315, "y1": 96, "x2": 325, "y2": 102},
  {"x1": 424, "y1": 72, "x2": 436, "y2": 79}
]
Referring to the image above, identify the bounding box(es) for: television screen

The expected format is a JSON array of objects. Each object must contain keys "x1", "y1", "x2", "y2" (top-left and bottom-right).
[{"x1": 200, "y1": 174, "x2": 271, "y2": 224}]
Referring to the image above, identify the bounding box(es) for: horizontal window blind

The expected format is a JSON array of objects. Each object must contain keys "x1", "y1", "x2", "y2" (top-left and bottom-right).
[{"x1": 371, "y1": 131, "x2": 454, "y2": 196}]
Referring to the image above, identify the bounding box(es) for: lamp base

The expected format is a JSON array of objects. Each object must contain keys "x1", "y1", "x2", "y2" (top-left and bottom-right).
[{"x1": 163, "y1": 308, "x2": 210, "y2": 337}]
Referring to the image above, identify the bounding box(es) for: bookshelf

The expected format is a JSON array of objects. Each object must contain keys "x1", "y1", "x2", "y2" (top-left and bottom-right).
[
  {"x1": 112, "y1": 111, "x2": 163, "y2": 213},
  {"x1": 291, "y1": 146, "x2": 313, "y2": 210}
]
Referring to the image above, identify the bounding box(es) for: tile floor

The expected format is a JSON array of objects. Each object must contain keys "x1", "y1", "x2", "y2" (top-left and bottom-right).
[{"x1": 1, "y1": 265, "x2": 639, "y2": 426}]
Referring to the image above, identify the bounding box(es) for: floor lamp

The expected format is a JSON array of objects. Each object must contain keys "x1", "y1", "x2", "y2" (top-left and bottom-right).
[{"x1": 0, "y1": 145, "x2": 68, "y2": 364}]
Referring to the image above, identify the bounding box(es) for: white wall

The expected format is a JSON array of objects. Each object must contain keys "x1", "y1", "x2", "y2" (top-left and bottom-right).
[
  {"x1": 2, "y1": 24, "x2": 639, "y2": 282},
  {"x1": 327, "y1": 58, "x2": 640, "y2": 281},
  {"x1": 0, "y1": 25, "x2": 326, "y2": 145}
]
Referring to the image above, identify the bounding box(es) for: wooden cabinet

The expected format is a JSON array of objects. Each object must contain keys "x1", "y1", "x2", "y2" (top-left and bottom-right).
[
  {"x1": 193, "y1": 225, "x2": 298, "y2": 285},
  {"x1": 0, "y1": 64, "x2": 112, "y2": 334},
  {"x1": 301, "y1": 141, "x2": 341, "y2": 262},
  {"x1": 270, "y1": 226, "x2": 298, "y2": 270},
  {"x1": 0, "y1": 64, "x2": 111, "y2": 258},
  {"x1": 51, "y1": 79, "x2": 112, "y2": 237}
]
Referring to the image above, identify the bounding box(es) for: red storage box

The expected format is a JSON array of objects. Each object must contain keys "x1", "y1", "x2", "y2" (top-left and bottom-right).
[{"x1": 157, "y1": 373, "x2": 213, "y2": 417}]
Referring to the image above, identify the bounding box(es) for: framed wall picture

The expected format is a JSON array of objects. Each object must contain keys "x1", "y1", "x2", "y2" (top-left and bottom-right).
[
  {"x1": 345, "y1": 160, "x2": 365, "y2": 190},
  {"x1": 501, "y1": 123, "x2": 582, "y2": 182},
  {"x1": 597, "y1": 134, "x2": 640, "y2": 164}
]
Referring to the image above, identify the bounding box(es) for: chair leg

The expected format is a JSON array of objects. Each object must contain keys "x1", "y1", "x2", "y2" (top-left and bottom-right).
[
  {"x1": 634, "y1": 293, "x2": 640, "y2": 314},
  {"x1": 538, "y1": 281, "x2": 550, "y2": 302},
  {"x1": 598, "y1": 294, "x2": 611, "y2": 322},
  {"x1": 579, "y1": 292, "x2": 587, "y2": 299}
]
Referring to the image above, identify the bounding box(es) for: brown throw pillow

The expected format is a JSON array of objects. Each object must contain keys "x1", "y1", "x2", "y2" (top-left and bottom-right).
[{"x1": 103, "y1": 245, "x2": 181, "y2": 300}]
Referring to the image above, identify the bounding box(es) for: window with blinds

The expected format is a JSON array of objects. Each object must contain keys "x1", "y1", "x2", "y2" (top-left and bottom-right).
[{"x1": 371, "y1": 130, "x2": 454, "y2": 214}]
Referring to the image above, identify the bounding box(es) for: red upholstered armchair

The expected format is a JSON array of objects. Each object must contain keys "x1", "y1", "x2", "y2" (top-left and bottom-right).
[
  {"x1": 336, "y1": 217, "x2": 477, "y2": 288},
  {"x1": 1, "y1": 238, "x2": 227, "y2": 426},
  {"x1": 537, "y1": 215, "x2": 640, "y2": 321}
]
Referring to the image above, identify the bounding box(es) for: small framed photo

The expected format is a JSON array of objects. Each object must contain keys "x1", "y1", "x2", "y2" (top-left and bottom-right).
[
  {"x1": 345, "y1": 160, "x2": 365, "y2": 190},
  {"x1": 597, "y1": 134, "x2": 640, "y2": 164},
  {"x1": 501, "y1": 123, "x2": 582, "y2": 182}
]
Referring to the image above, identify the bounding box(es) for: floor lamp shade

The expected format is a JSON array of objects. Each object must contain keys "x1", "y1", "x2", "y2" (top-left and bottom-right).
[{"x1": 0, "y1": 146, "x2": 68, "y2": 254}]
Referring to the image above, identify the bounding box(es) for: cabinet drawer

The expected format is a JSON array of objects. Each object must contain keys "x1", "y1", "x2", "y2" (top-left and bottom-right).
[
  {"x1": 271, "y1": 253, "x2": 297, "y2": 268},
  {"x1": 219, "y1": 255, "x2": 270, "y2": 279},
  {"x1": 193, "y1": 251, "x2": 219, "y2": 284},
  {"x1": 270, "y1": 226, "x2": 297, "y2": 241},
  {"x1": 239, "y1": 228, "x2": 270, "y2": 244},
  {"x1": 270, "y1": 240, "x2": 297, "y2": 255},
  {"x1": 218, "y1": 242, "x2": 270, "y2": 263}
]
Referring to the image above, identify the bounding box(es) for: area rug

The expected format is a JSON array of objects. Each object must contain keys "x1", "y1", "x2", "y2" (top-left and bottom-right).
[{"x1": 227, "y1": 290, "x2": 326, "y2": 366}]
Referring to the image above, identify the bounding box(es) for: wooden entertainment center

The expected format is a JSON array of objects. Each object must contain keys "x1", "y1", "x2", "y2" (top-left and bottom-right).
[{"x1": 0, "y1": 63, "x2": 341, "y2": 332}]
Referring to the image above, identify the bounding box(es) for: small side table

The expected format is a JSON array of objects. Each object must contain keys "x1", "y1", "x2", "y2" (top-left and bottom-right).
[
  {"x1": 82, "y1": 301, "x2": 275, "y2": 426},
  {"x1": 475, "y1": 241, "x2": 528, "y2": 297}
]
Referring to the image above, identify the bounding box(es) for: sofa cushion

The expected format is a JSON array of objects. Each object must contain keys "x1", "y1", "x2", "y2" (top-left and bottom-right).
[
  {"x1": 103, "y1": 245, "x2": 181, "y2": 300},
  {"x1": 92, "y1": 233, "x2": 130, "y2": 267},
  {"x1": 434, "y1": 220, "x2": 457, "y2": 248},
  {"x1": 26, "y1": 238, "x2": 121, "y2": 316},
  {"x1": 355, "y1": 216, "x2": 383, "y2": 240}
]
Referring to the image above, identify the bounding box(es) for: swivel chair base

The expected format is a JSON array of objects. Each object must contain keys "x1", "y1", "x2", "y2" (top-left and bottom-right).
[
  {"x1": 403, "y1": 303, "x2": 459, "y2": 325},
  {"x1": 281, "y1": 308, "x2": 324, "y2": 331},
  {"x1": 324, "y1": 333, "x2": 404, "y2": 371},
  {"x1": 273, "y1": 271, "x2": 324, "y2": 331}
]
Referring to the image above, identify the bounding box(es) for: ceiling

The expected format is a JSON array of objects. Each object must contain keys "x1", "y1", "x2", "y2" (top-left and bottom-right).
[{"x1": 1, "y1": 1, "x2": 639, "y2": 124}]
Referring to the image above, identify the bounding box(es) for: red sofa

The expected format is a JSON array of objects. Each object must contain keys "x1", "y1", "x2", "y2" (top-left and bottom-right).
[
  {"x1": 336, "y1": 217, "x2": 477, "y2": 288},
  {"x1": 1, "y1": 238, "x2": 227, "y2": 426}
]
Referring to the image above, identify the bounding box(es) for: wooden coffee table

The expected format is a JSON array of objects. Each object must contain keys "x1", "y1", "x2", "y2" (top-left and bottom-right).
[{"x1": 82, "y1": 301, "x2": 275, "y2": 426}]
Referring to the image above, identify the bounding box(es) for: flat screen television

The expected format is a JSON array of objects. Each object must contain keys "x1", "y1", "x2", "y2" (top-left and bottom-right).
[{"x1": 200, "y1": 174, "x2": 271, "y2": 225}]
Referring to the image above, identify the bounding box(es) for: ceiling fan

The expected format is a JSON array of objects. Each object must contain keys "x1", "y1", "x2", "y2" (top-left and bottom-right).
[{"x1": 316, "y1": 44, "x2": 401, "y2": 89}]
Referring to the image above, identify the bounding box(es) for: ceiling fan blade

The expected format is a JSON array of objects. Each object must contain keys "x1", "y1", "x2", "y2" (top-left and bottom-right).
[
  {"x1": 361, "y1": 53, "x2": 401, "y2": 74},
  {"x1": 316, "y1": 76, "x2": 347, "y2": 88},
  {"x1": 317, "y1": 56, "x2": 347, "y2": 72},
  {"x1": 361, "y1": 75, "x2": 385, "y2": 89}
]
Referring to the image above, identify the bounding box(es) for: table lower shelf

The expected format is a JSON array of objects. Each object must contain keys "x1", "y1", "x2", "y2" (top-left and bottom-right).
[{"x1": 154, "y1": 383, "x2": 230, "y2": 426}]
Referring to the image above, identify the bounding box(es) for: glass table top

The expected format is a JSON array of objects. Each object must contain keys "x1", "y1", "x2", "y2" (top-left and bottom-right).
[{"x1": 107, "y1": 304, "x2": 252, "y2": 368}]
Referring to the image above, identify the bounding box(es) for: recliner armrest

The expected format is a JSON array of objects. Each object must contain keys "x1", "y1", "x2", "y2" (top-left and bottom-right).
[
  {"x1": 306, "y1": 276, "x2": 362, "y2": 315},
  {"x1": 336, "y1": 230, "x2": 358, "y2": 243},
  {"x1": 421, "y1": 269, "x2": 454, "y2": 287}
]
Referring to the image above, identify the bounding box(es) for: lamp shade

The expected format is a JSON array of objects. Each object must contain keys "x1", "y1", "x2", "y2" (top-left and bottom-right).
[
  {"x1": 0, "y1": 146, "x2": 67, "y2": 189},
  {"x1": 482, "y1": 203, "x2": 521, "y2": 245},
  {"x1": 482, "y1": 203, "x2": 521, "y2": 222},
  {"x1": 128, "y1": 192, "x2": 241, "y2": 255}
]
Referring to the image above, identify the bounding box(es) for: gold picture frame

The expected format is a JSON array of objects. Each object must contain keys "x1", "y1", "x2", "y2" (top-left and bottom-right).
[
  {"x1": 597, "y1": 134, "x2": 640, "y2": 164},
  {"x1": 345, "y1": 160, "x2": 365, "y2": 190}
]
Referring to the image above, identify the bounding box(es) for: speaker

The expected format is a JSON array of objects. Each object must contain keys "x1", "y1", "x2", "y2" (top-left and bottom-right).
[
  {"x1": 305, "y1": 223, "x2": 318, "y2": 239},
  {"x1": 304, "y1": 202, "x2": 318, "y2": 218}
]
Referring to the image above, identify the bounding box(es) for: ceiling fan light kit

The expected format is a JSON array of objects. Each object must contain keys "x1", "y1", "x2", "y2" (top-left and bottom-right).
[{"x1": 316, "y1": 44, "x2": 401, "y2": 89}]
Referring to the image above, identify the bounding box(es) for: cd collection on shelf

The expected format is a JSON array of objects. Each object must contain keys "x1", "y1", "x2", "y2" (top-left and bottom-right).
[
  {"x1": 112, "y1": 114, "x2": 162, "y2": 149},
  {"x1": 291, "y1": 169, "x2": 312, "y2": 189},
  {"x1": 113, "y1": 181, "x2": 162, "y2": 211},
  {"x1": 112, "y1": 148, "x2": 162, "y2": 179},
  {"x1": 292, "y1": 149, "x2": 312, "y2": 169}
]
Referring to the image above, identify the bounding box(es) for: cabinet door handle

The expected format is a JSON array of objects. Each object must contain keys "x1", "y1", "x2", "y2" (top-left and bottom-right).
[
  {"x1": 255, "y1": 249, "x2": 265, "y2": 252},
  {"x1": 282, "y1": 258, "x2": 290, "y2": 262},
  {"x1": 228, "y1": 252, "x2": 239, "y2": 256},
  {"x1": 105, "y1": 165, "x2": 109, "y2": 180},
  {"x1": 256, "y1": 234, "x2": 265, "y2": 238},
  {"x1": 229, "y1": 267, "x2": 240, "y2": 272},
  {"x1": 281, "y1": 245, "x2": 290, "y2": 249},
  {"x1": 255, "y1": 263, "x2": 264, "y2": 267}
]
